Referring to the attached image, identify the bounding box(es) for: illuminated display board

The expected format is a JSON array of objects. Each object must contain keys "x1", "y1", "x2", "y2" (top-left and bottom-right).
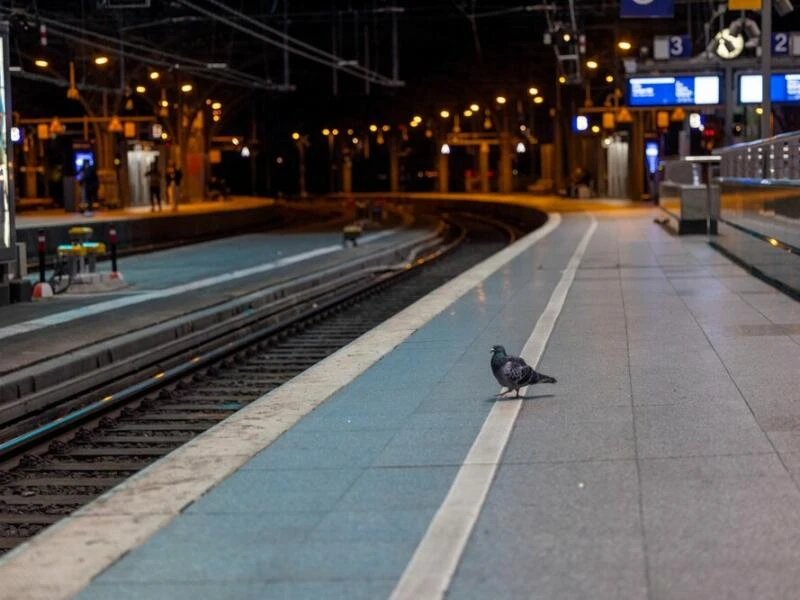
[
  {"x1": 739, "y1": 73, "x2": 800, "y2": 104},
  {"x1": 627, "y1": 75, "x2": 721, "y2": 107}
]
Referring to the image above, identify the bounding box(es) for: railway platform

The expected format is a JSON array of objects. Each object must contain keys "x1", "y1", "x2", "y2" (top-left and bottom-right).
[
  {"x1": 0, "y1": 212, "x2": 430, "y2": 379},
  {"x1": 2, "y1": 206, "x2": 800, "y2": 599},
  {"x1": 12, "y1": 197, "x2": 296, "y2": 266}
]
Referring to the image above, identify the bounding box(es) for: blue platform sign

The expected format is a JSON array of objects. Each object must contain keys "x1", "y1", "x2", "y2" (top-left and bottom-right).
[
  {"x1": 628, "y1": 75, "x2": 721, "y2": 107},
  {"x1": 572, "y1": 115, "x2": 589, "y2": 133},
  {"x1": 772, "y1": 32, "x2": 790, "y2": 55},
  {"x1": 645, "y1": 141, "x2": 660, "y2": 175},
  {"x1": 620, "y1": 0, "x2": 674, "y2": 18},
  {"x1": 668, "y1": 35, "x2": 692, "y2": 58}
]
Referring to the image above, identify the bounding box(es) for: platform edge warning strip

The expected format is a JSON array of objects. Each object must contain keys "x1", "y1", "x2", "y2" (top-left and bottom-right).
[
  {"x1": 390, "y1": 213, "x2": 598, "y2": 600},
  {"x1": 0, "y1": 214, "x2": 562, "y2": 600}
]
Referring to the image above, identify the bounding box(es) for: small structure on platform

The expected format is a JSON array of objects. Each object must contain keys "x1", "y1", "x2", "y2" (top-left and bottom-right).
[
  {"x1": 53, "y1": 226, "x2": 127, "y2": 294},
  {"x1": 343, "y1": 223, "x2": 363, "y2": 247},
  {"x1": 658, "y1": 159, "x2": 720, "y2": 235}
]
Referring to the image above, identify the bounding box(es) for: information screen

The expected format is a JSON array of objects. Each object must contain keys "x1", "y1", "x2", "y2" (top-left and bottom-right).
[
  {"x1": 627, "y1": 75, "x2": 721, "y2": 107},
  {"x1": 738, "y1": 73, "x2": 800, "y2": 104}
]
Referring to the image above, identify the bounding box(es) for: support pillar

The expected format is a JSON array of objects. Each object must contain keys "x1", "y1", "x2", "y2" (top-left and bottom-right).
[
  {"x1": 342, "y1": 153, "x2": 353, "y2": 193},
  {"x1": 479, "y1": 142, "x2": 490, "y2": 192},
  {"x1": 23, "y1": 137, "x2": 37, "y2": 198},
  {"x1": 499, "y1": 133, "x2": 512, "y2": 194},
  {"x1": 186, "y1": 110, "x2": 207, "y2": 202},
  {"x1": 438, "y1": 153, "x2": 449, "y2": 193},
  {"x1": 629, "y1": 112, "x2": 645, "y2": 201},
  {"x1": 389, "y1": 135, "x2": 400, "y2": 193}
]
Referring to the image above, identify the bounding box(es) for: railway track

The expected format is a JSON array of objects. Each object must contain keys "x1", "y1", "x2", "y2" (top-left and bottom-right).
[{"x1": 0, "y1": 213, "x2": 522, "y2": 554}]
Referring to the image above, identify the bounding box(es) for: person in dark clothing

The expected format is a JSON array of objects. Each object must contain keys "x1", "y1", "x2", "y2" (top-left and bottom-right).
[
  {"x1": 167, "y1": 160, "x2": 183, "y2": 210},
  {"x1": 80, "y1": 161, "x2": 99, "y2": 216},
  {"x1": 145, "y1": 160, "x2": 162, "y2": 211}
]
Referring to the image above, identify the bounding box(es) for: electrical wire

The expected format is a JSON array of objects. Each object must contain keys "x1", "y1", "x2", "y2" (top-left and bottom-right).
[
  {"x1": 180, "y1": 0, "x2": 401, "y2": 86},
  {"x1": 1, "y1": 7, "x2": 274, "y2": 90}
]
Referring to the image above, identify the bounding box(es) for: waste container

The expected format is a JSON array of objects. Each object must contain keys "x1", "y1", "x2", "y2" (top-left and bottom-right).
[{"x1": 63, "y1": 176, "x2": 77, "y2": 212}]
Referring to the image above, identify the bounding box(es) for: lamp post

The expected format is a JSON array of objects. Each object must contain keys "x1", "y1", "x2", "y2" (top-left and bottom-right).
[{"x1": 292, "y1": 132, "x2": 308, "y2": 198}]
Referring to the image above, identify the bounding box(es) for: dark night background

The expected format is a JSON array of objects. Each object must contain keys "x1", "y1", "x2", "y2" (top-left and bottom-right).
[{"x1": 5, "y1": 1, "x2": 800, "y2": 196}]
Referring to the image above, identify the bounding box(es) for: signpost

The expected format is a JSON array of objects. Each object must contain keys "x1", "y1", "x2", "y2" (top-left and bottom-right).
[{"x1": 654, "y1": 35, "x2": 693, "y2": 59}]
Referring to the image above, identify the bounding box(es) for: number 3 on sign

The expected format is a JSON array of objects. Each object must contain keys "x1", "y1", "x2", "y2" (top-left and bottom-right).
[
  {"x1": 669, "y1": 35, "x2": 691, "y2": 58},
  {"x1": 773, "y1": 32, "x2": 789, "y2": 55}
]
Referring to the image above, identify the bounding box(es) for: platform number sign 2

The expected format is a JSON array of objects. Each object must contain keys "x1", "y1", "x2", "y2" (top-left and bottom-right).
[
  {"x1": 669, "y1": 35, "x2": 692, "y2": 58},
  {"x1": 773, "y1": 33, "x2": 790, "y2": 56}
]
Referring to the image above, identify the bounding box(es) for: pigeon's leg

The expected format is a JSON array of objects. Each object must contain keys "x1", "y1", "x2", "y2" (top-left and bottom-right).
[
  {"x1": 495, "y1": 388, "x2": 509, "y2": 397},
  {"x1": 514, "y1": 388, "x2": 521, "y2": 398}
]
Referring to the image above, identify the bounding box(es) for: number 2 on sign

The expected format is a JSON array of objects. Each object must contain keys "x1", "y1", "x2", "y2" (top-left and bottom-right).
[{"x1": 774, "y1": 32, "x2": 789, "y2": 55}]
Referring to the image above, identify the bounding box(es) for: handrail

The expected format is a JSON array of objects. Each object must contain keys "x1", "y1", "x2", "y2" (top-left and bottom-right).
[
  {"x1": 714, "y1": 130, "x2": 800, "y2": 155},
  {"x1": 713, "y1": 130, "x2": 800, "y2": 181}
]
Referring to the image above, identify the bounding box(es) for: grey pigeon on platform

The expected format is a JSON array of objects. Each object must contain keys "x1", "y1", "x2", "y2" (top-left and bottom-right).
[{"x1": 490, "y1": 345, "x2": 556, "y2": 398}]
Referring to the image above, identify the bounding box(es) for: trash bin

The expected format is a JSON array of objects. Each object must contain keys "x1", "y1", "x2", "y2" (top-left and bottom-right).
[{"x1": 63, "y1": 176, "x2": 77, "y2": 212}]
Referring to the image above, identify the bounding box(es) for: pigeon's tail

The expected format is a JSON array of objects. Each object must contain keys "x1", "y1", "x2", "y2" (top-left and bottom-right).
[{"x1": 537, "y1": 373, "x2": 557, "y2": 384}]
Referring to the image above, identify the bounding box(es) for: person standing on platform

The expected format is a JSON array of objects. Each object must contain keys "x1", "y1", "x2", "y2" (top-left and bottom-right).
[
  {"x1": 80, "y1": 161, "x2": 99, "y2": 217},
  {"x1": 166, "y1": 161, "x2": 176, "y2": 206},
  {"x1": 173, "y1": 162, "x2": 183, "y2": 211},
  {"x1": 145, "y1": 160, "x2": 163, "y2": 212}
]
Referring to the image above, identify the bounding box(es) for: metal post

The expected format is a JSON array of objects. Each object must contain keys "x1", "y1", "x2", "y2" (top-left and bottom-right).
[
  {"x1": 109, "y1": 224, "x2": 118, "y2": 274},
  {"x1": 331, "y1": 6, "x2": 338, "y2": 96},
  {"x1": 762, "y1": 0, "x2": 772, "y2": 138},
  {"x1": 297, "y1": 140, "x2": 307, "y2": 198},
  {"x1": 328, "y1": 134, "x2": 335, "y2": 193},
  {"x1": 283, "y1": 0, "x2": 290, "y2": 88},
  {"x1": 705, "y1": 162, "x2": 713, "y2": 237},
  {"x1": 37, "y1": 230, "x2": 46, "y2": 283},
  {"x1": 364, "y1": 22, "x2": 370, "y2": 95},
  {"x1": 391, "y1": 0, "x2": 399, "y2": 83},
  {"x1": 724, "y1": 64, "x2": 734, "y2": 147},
  {"x1": 554, "y1": 78, "x2": 563, "y2": 193}
]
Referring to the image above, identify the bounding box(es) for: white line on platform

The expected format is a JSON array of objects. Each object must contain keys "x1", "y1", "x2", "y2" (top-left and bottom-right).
[
  {"x1": 389, "y1": 214, "x2": 598, "y2": 600},
  {"x1": 0, "y1": 229, "x2": 398, "y2": 342},
  {"x1": 0, "y1": 214, "x2": 563, "y2": 600}
]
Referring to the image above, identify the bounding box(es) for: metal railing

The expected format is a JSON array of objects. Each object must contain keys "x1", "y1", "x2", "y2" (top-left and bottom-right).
[{"x1": 714, "y1": 131, "x2": 800, "y2": 182}]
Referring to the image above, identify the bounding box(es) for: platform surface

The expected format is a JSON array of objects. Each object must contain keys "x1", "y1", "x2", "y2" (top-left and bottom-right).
[
  {"x1": 0, "y1": 218, "x2": 424, "y2": 374},
  {"x1": 3, "y1": 209, "x2": 800, "y2": 600},
  {"x1": 14, "y1": 197, "x2": 274, "y2": 230}
]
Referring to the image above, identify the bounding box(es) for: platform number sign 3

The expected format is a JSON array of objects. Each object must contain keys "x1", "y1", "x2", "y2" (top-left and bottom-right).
[
  {"x1": 773, "y1": 32, "x2": 790, "y2": 56},
  {"x1": 669, "y1": 35, "x2": 692, "y2": 58}
]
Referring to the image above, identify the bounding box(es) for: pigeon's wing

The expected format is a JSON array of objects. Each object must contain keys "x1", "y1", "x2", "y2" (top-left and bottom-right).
[{"x1": 501, "y1": 356, "x2": 536, "y2": 386}]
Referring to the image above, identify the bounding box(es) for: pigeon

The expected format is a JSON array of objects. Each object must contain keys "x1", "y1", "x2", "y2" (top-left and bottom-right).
[{"x1": 490, "y1": 345, "x2": 556, "y2": 398}]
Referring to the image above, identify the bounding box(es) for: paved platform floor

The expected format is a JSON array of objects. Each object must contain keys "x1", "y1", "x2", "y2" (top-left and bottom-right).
[
  {"x1": 13, "y1": 197, "x2": 275, "y2": 230},
  {"x1": 3, "y1": 209, "x2": 800, "y2": 600}
]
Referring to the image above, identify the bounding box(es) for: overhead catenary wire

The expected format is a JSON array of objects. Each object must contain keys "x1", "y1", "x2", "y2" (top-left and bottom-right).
[
  {"x1": 1, "y1": 7, "x2": 276, "y2": 90},
  {"x1": 28, "y1": 24, "x2": 277, "y2": 90},
  {"x1": 179, "y1": 0, "x2": 402, "y2": 87},
  {"x1": 195, "y1": 0, "x2": 398, "y2": 83}
]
